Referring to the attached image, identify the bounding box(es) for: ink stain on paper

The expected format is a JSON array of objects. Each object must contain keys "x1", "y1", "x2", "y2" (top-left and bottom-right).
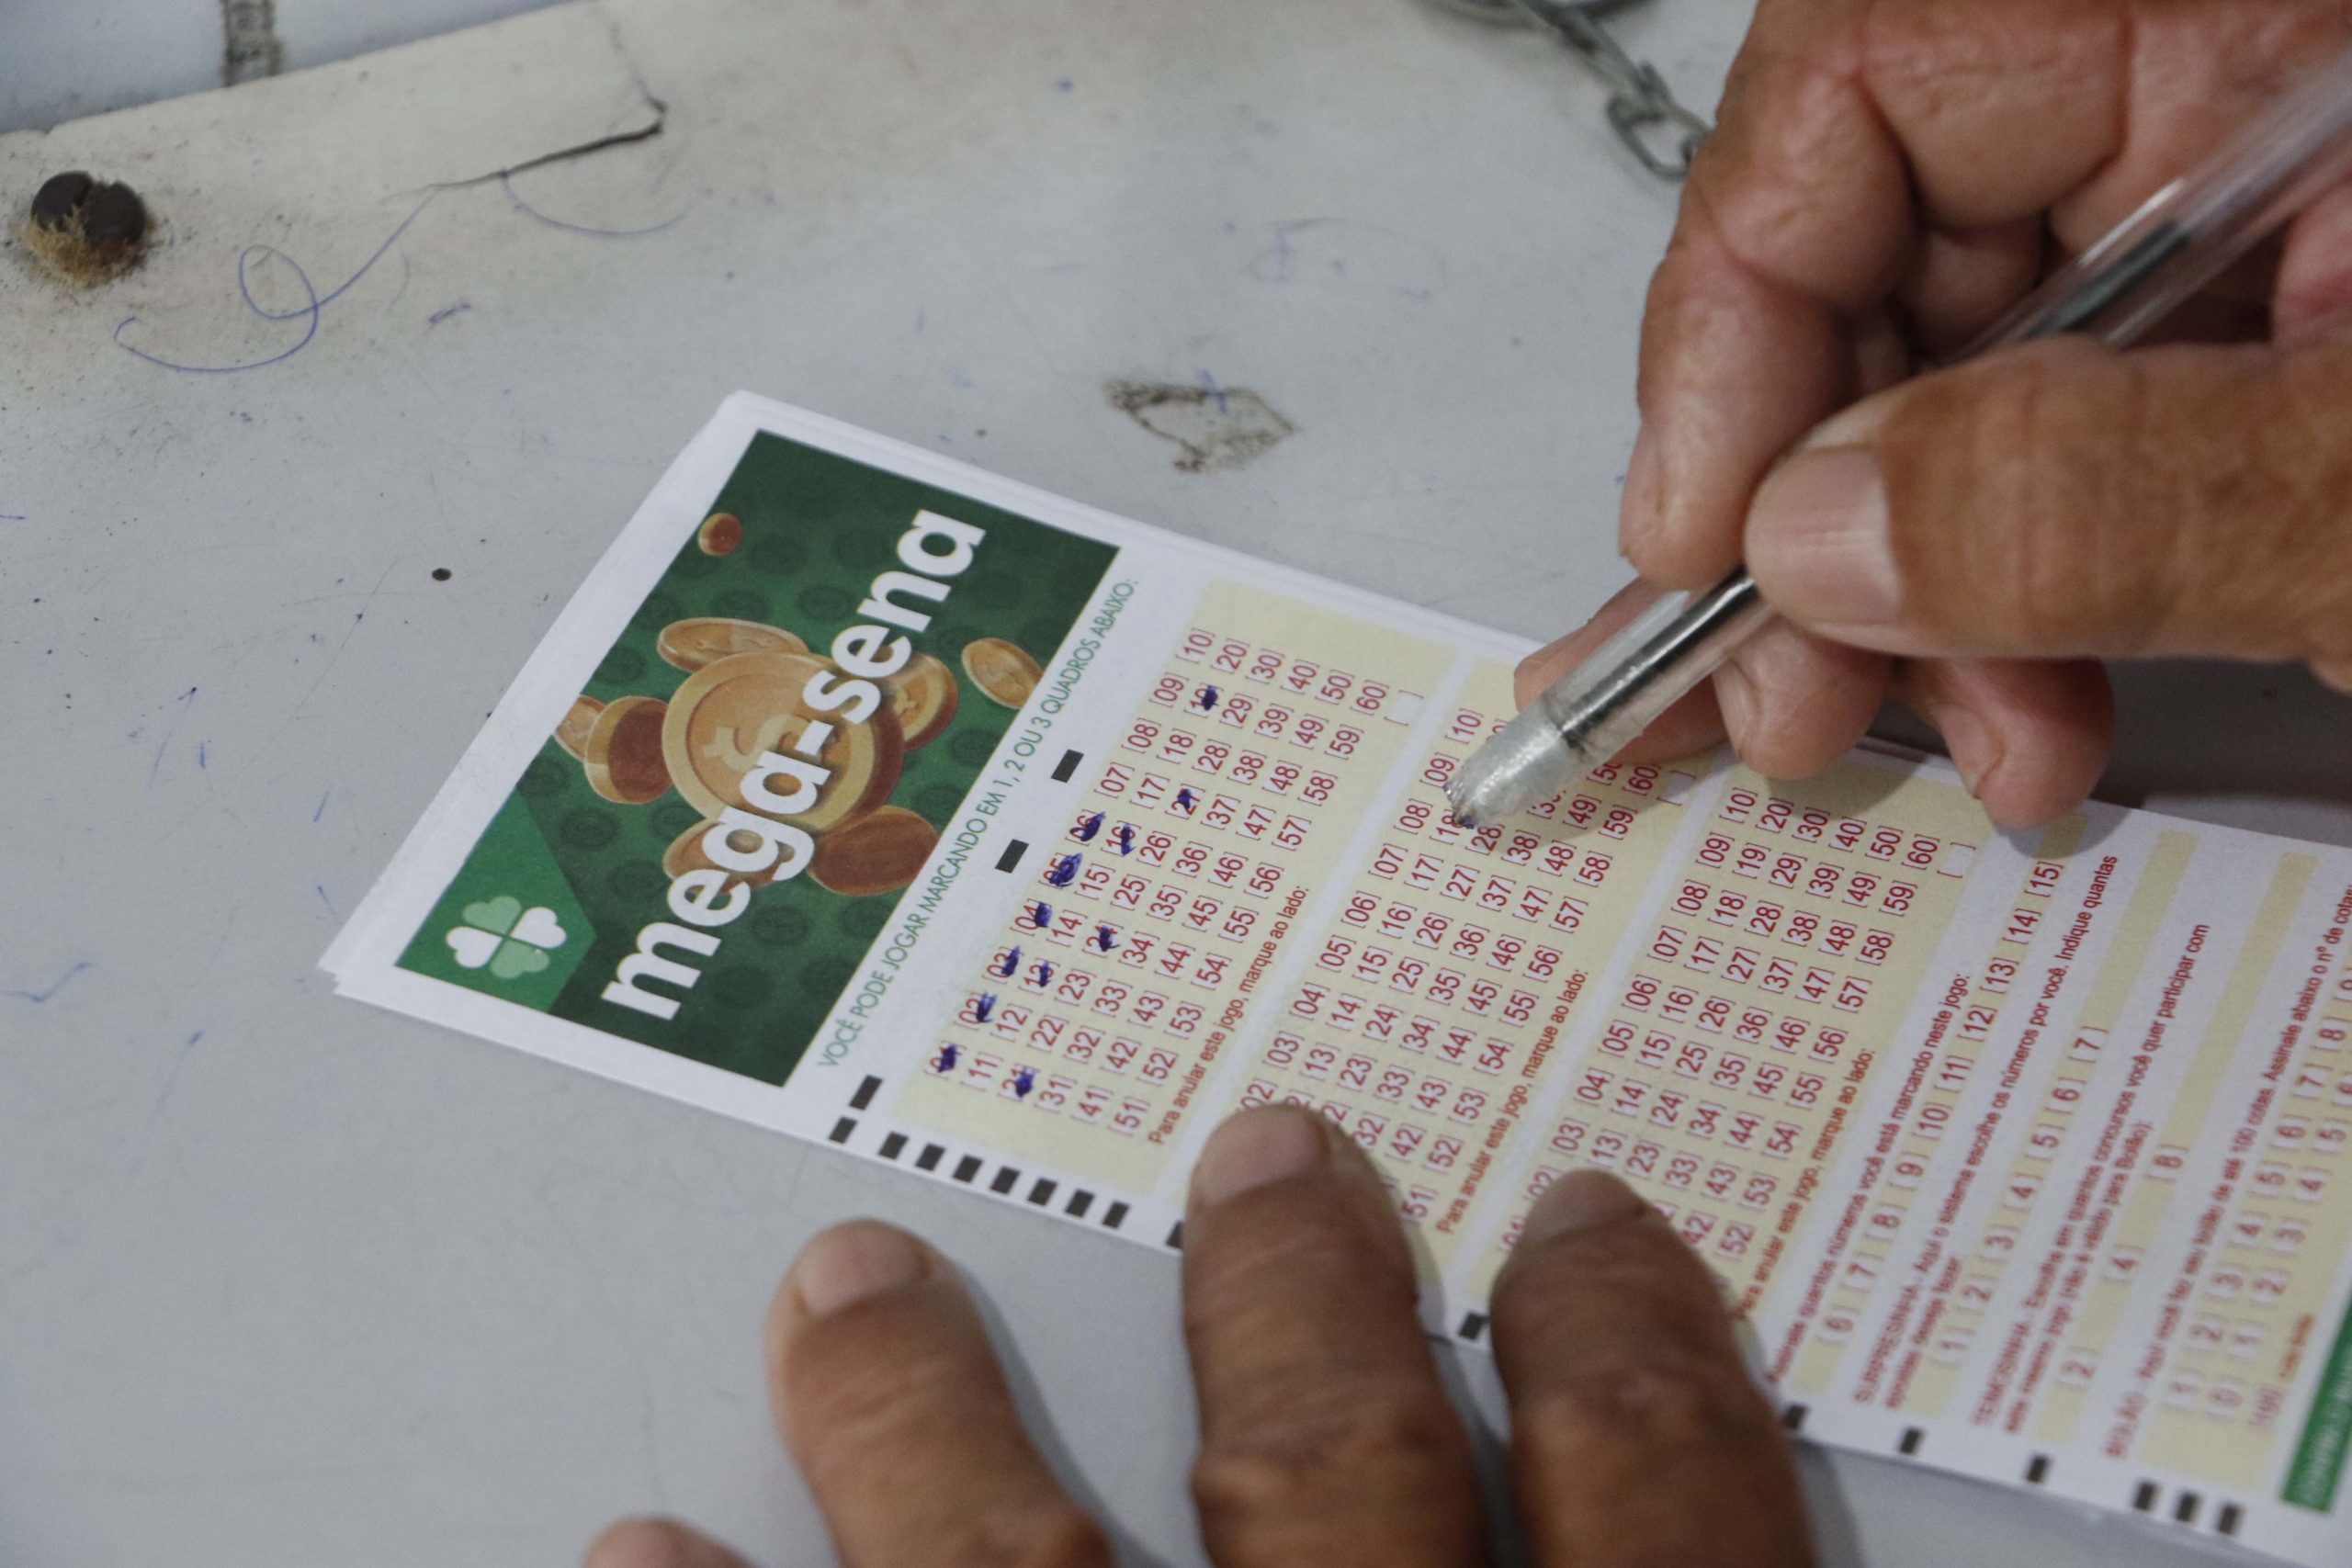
[{"x1": 1105, "y1": 379, "x2": 1295, "y2": 473}]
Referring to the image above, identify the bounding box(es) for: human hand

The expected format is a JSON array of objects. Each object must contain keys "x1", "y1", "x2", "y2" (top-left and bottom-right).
[
  {"x1": 583, "y1": 1105, "x2": 1815, "y2": 1566},
  {"x1": 1526, "y1": 0, "x2": 2352, "y2": 828}
]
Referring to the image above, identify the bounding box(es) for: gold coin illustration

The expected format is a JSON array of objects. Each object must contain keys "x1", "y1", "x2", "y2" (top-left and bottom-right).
[
  {"x1": 656, "y1": 616, "x2": 806, "y2": 673},
  {"x1": 961, "y1": 637, "x2": 1043, "y2": 709},
  {"x1": 661, "y1": 650, "x2": 904, "y2": 831},
  {"x1": 662, "y1": 818, "x2": 723, "y2": 881},
  {"x1": 582, "y1": 694, "x2": 673, "y2": 804},
  {"x1": 554, "y1": 694, "x2": 605, "y2": 761},
  {"x1": 697, "y1": 513, "x2": 743, "y2": 556},
  {"x1": 812, "y1": 806, "x2": 940, "y2": 897},
  {"x1": 882, "y1": 652, "x2": 959, "y2": 750},
  {"x1": 662, "y1": 818, "x2": 760, "y2": 892}
]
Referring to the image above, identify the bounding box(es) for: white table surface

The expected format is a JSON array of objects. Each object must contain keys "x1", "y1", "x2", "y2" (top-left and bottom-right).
[{"x1": 6, "y1": 1, "x2": 2347, "y2": 1562}]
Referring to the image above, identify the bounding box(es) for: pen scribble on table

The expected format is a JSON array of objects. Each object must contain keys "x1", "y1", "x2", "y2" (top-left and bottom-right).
[
  {"x1": 1247, "y1": 217, "x2": 1445, "y2": 301},
  {"x1": 3, "y1": 961, "x2": 93, "y2": 1005},
  {"x1": 108, "y1": 106, "x2": 679, "y2": 374}
]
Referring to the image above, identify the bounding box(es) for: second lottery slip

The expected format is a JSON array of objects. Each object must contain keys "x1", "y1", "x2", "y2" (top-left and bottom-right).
[{"x1": 329, "y1": 393, "x2": 2352, "y2": 1562}]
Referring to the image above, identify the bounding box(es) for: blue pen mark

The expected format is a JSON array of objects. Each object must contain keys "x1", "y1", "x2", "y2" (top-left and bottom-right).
[
  {"x1": 1054, "y1": 77, "x2": 1075, "y2": 93},
  {"x1": 311, "y1": 790, "x2": 330, "y2": 823},
  {"x1": 315, "y1": 884, "x2": 338, "y2": 919},
  {"x1": 176, "y1": 686, "x2": 198, "y2": 708},
  {"x1": 500, "y1": 171, "x2": 686, "y2": 238},
  {"x1": 1196, "y1": 685, "x2": 1220, "y2": 712},
  {"x1": 1174, "y1": 787, "x2": 1198, "y2": 813},
  {"x1": 934, "y1": 1043, "x2": 960, "y2": 1074},
  {"x1": 3, "y1": 961, "x2": 91, "y2": 1004},
  {"x1": 1075, "y1": 811, "x2": 1104, "y2": 842},
  {"x1": 155, "y1": 1028, "x2": 205, "y2": 1101},
  {"x1": 115, "y1": 190, "x2": 436, "y2": 373},
  {"x1": 1012, "y1": 1066, "x2": 1037, "y2": 1099},
  {"x1": 993, "y1": 946, "x2": 1023, "y2": 978},
  {"x1": 426, "y1": 301, "x2": 472, "y2": 328},
  {"x1": 130, "y1": 1027, "x2": 210, "y2": 1161},
  {"x1": 1115, "y1": 824, "x2": 1136, "y2": 856},
  {"x1": 1030, "y1": 959, "x2": 1055, "y2": 987},
  {"x1": 147, "y1": 732, "x2": 172, "y2": 786},
  {"x1": 1046, "y1": 854, "x2": 1080, "y2": 888},
  {"x1": 198, "y1": 741, "x2": 208, "y2": 769},
  {"x1": 1196, "y1": 369, "x2": 1230, "y2": 414},
  {"x1": 1093, "y1": 925, "x2": 1118, "y2": 953},
  {"x1": 972, "y1": 993, "x2": 998, "y2": 1023},
  {"x1": 1030, "y1": 900, "x2": 1054, "y2": 929},
  {"x1": 0, "y1": 513, "x2": 23, "y2": 521}
]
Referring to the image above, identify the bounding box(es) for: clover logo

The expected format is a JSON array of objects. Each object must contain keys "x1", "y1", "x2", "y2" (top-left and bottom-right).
[{"x1": 445, "y1": 895, "x2": 568, "y2": 980}]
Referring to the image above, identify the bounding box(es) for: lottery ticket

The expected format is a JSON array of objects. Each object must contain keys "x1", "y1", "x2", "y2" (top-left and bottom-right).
[{"x1": 328, "y1": 394, "x2": 2352, "y2": 1564}]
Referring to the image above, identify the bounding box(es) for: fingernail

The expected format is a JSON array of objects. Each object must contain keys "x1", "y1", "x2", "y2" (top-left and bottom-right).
[
  {"x1": 1936, "y1": 705, "x2": 1999, "y2": 798},
  {"x1": 1521, "y1": 1168, "x2": 1645, "y2": 1247},
  {"x1": 587, "y1": 1519, "x2": 717, "y2": 1568},
  {"x1": 1192, "y1": 1107, "x2": 1328, "y2": 1207},
  {"x1": 1516, "y1": 630, "x2": 1583, "y2": 707},
  {"x1": 789, "y1": 1221, "x2": 928, "y2": 1318},
  {"x1": 1712, "y1": 657, "x2": 1757, "y2": 750},
  {"x1": 1619, "y1": 423, "x2": 1662, "y2": 556},
  {"x1": 1745, "y1": 447, "x2": 1899, "y2": 626},
  {"x1": 1794, "y1": 389, "x2": 1897, "y2": 454}
]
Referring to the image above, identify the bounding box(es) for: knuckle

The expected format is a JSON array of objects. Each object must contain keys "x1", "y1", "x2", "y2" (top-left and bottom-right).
[
  {"x1": 1893, "y1": 344, "x2": 2165, "y2": 651},
  {"x1": 1183, "y1": 1201, "x2": 1411, "y2": 1333},
  {"x1": 1514, "y1": 1351, "x2": 1777, "y2": 1472},
  {"x1": 790, "y1": 1329, "x2": 973, "y2": 1465},
  {"x1": 956, "y1": 1503, "x2": 1114, "y2": 1568},
  {"x1": 1192, "y1": 1382, "x2": 1469, "y2": 1531}
]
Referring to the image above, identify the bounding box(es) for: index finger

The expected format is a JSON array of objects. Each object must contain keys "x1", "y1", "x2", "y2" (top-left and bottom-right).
[
  {"x1": 1179, "y1": 1107, "x2": 1485, "y2": 1567},
  {"x1": 769, "y1": 1221, "x2": 1111, "y2": 1568},
  {"x1": 1491, "y1": 1171, "x2": 1815, "y2": 1567},
  {"x1": 1628, "y1": 0, "x2": 2351, "y2": 587}
]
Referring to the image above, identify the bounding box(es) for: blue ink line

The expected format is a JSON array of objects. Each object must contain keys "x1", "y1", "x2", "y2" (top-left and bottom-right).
[
  {"x1": 1197, "y1": 370, "x2": 1230, "y2": 413},
  {"x1": 114, "y1": 192, "x2": 437, "y2": 374},
  {"x1": 499, "y1": 171, "x2": 685, "y2": 238},
  {"x1": 316, "y1": 884, "x2": 338, "y2": 918},
  {"x1": 176, "y1": 685, "x2": 198, "y2": 707},
  {"x1": 0, "y1": 513, "x2": 23, "y2": 521},
  {"x1": 312, "y1": 790, "x2": 330, "y2": 822},
  {"x1": 426, "y1": 301, "x2": 472, "y2": 327},
  {"x1": 153, "y1": 1029, "x2": 205, "y2": 1108},
  {"x1": 148, "y1": 731, "x2": 172, "y2": 786},
  {"x1": 3, "y1": 961, "x2": 91, "y2": 1004}
]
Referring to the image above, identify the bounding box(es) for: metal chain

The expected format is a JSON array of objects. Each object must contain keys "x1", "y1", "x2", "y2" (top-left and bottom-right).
[{"x1": 1430, "y1": 0, "x2": 1713, "y2": 181}]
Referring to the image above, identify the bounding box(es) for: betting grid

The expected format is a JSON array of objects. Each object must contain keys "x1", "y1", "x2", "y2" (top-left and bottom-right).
[
  {"x1": 888, "y1": 584, "x2": 1451, "y2": 1196},
  {"x1": 1231, "y1": 669, "x2": 1699, "y2": 1271},
  {"x1": 1452, "y1": 740, "x2": 1994, "y2": 1325},
  {"x1": 1739, "y1": 809, "x2": 2352, "y2": 1545},
  {"x1": 1765, "y1": 819, "x2": 2092, "y2": 1406},
  {"x1": 2175, "y1": 874, "x2": 2352, "y2": 1504},
  {"x1": 1868, "y1": 832, "x2": 2201, "y2": 1446}
]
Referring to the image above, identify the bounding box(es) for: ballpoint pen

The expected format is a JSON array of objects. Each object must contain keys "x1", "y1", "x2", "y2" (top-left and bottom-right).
[{"x1": 1446, "y1": 43, "x2": 2352, "y2": 829}]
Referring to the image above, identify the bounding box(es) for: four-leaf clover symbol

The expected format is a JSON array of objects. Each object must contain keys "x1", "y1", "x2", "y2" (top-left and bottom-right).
[{"x1": 446, "y1": 895, "x2": 568, "y2": 980}]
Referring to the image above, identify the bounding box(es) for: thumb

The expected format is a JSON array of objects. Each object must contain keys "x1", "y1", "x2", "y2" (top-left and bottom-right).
[{"x1": 1743, "y1": 336, "x2": 2352, "y2": 692}]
